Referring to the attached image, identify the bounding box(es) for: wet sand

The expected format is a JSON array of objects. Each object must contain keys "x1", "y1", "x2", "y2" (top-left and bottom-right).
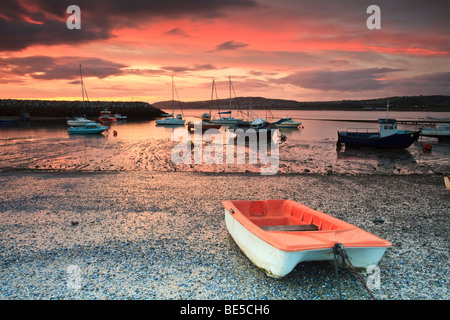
[
  {"x1": 0, "y1": 171, "x2": 448, "y2": 301},
  {"x1": 1, "y1": 134, "x2": 449, "y2": 175}
]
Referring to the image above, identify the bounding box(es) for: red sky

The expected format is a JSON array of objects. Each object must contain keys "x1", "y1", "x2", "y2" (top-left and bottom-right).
[{"x1": 0, "y1": 0, "x2": 449, "y2": 103}]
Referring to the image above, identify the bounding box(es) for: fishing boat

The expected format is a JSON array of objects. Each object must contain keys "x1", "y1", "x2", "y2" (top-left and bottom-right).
[
  {"x1": 273, "y1": 117, "x2": 302, "y2": 128},
  {"x1": 420, "y1": 123, "x2": 450, "y2": 141},
  {"x1": 187, "y1": 113, "x2": 222, "y2": 132},
  {"x1": 68, "y1": 123, "x2": 108, "y2": 134},
  {"x1": 223, "y1": 199, "x2": 391, "y2": 278},
  {"x1": 337, "y1": 118, "x2": 421, "y2": 149},
  {"x1": 155, "y1": 77, "x2": 186, "y2": 126},
  {"x1": 337, "y1": 100, "x2": 421, "y2": 149},
  {"x1": 229, "y1": 118, "x2": 277, "y2": 142},
  {"x1": 98, "y1": 109, "x2": 117, "y2": 123},
  {"x1": 67, "y1": 116, "x2": 95, "y2": 126}
]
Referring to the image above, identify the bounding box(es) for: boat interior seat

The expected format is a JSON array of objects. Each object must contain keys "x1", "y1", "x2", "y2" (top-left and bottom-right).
[{"x1": 259, "y1": 224, "x2": 319, "y2": 232}]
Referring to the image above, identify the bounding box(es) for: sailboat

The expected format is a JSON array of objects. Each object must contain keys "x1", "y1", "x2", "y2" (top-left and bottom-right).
[
  {"x1": 156, "y1": 77, "x2": 186, "y2": 126},
  {"x1": 67, "y1": 65, "x2": 95, "y2": 126},
  {"x1": 211, "y1": 76, "x2": 243, "y2": 125},
  {"x1": 187, "y1": 79, "x2": 222, "y2": 132}
]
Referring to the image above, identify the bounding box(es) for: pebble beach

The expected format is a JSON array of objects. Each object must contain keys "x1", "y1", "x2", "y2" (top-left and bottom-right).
[{"x1": 0, "y1": 170, "x2": 448, "y2": 302}]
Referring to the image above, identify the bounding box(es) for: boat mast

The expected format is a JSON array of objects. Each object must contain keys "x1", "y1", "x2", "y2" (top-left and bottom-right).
[
  {"x1": 171, "y1": 75, "x2": 175, "y2": 115},
  {"x1": 79, "y1": 64, "x2": 93, "y2": 117},
  {"x1": 80, "y1": 64, "x2": 84, "y2": 106},
  {"x1": 386, "y1": 99, "x2": 390, "y2": 120},
  {"x1": 229, "y1": 76, "x2": 232, "y2": 116}
]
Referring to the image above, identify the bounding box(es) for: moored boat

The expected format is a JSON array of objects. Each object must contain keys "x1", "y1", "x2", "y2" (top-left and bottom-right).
[
  {"x1": 223, "y1": 199, "x2": 391, "y2": 278},
  {"x1": 211, "y1": 115, "x2": 243, "y2": 125},
  {"x1": 156, "y1": 77, "x2": 186, "y2": 126},
  {"x1": 67, "y1": 116, "x2": 95, "y2": 126},
  {"x1": 114, "y1": 114, "x2": 127, "y2": 121},
  {"x1": 211, "y1": 76, "x2": 243, "y2": 125},
  {"x1": 273, "y1": 117, "x2": 302, "y2": 128},
  {"x1": 68, "y1": 123, "x2": 108, "y2": 134},
  {"x1": 228, "y1": 118, "x2": 278, "y2": 142},
  {"x1": 420, "y1": 124, "x2": 450, "y2": 141},
  {"x1": 0, "y1": 119, "x2": 16, "y2": 126},
  {"x1": 98, "y1": 109, "x2": 117, "y2": 123},
  {"x1": 187, "y1": 113, "x2": 222, "y2": 131},
  {"x1": 155, "y1": 113, "x2": 185, "y2": 126},
  {"x1": 337, "y1": 118, "x2": 420, "y2": 149}
]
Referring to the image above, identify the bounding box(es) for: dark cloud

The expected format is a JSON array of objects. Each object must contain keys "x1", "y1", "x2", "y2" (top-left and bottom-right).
[
  {"x1": 165, "y1": 28, "x2": 189, "y2": 37},
  {"x1": 0, "y1": 56, "x2": 127, "y2": 81},
  {"x1": 0, "y1": 0, "x2": 259, "y2": 51},
  {"x1": 215, "y1": 40, "x2": 248, "y2": 51},
  {"x1": 389, "y1": 71, "x2": 450, "y2": 95},
  {"x1": 279, "y1": 68, "x2": 404, "y2": 92}
]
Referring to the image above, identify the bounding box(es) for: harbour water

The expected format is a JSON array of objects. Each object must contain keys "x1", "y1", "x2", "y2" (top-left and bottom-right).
[{"x1": 1, "y1": 110, "x2": 449, "y2": 175}]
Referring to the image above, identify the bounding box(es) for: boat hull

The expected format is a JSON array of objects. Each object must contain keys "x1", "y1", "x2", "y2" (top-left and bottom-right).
[
  {"x1": 420, "y1": 126, "x2": 450, "y2": 141},
  {"x1": 187, "y1": 122, "x2": 222, "y2": 131},
  {"x1": 273, "y1": 118, "x2": 302, "y2": 128},
  {"x1": 67, "y1": 120, "x2": 94, "y2": 126},
  {"x1": 211, "y1": 118, "x2": 243, "y2": 125},
  {"x1": 225, "y1": 209, "x2": 387, "y2": 277},
  {"x1": 223, "y1": 200, "x2": 391, "y2": 278},
  {"x1": 274, "y1": 123, "x2": 301, "y2": 128},
  {"x1": 229, "y1": 122, "x2": 278, "y2": 142},
  {"x1": 68, "y1": 124, "x2": 108, "y2": 134},
  {"x1": 337, "y1": 131, "x2": 420, "y2": 149},
  {"x1": 155, "y1": 119, "x2": 186, "y2": 126}
]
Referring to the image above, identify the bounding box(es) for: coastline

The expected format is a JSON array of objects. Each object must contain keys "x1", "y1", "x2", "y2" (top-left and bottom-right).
[{"x1": 0, "y1": 170, "x2": 448, "y2": 300}]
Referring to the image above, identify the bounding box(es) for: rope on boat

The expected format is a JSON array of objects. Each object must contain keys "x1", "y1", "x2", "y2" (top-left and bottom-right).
[{"x1": 332, "y1": 243, "x2": 376, "y2": 300}]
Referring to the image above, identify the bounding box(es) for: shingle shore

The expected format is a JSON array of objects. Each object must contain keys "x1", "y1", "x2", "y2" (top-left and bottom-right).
[{"x1": 0, "y1": 171, "x2": 448, "y2": 301}]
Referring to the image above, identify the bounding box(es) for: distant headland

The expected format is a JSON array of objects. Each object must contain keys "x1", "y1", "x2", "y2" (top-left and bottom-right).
[{"x1": 153, "y1": 95, "x2": 450, "y2": 112}]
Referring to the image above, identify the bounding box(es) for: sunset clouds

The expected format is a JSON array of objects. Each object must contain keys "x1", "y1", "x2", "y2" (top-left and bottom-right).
[{"x1": 0, "y1": 0, "x2": 448, "y2": 101}]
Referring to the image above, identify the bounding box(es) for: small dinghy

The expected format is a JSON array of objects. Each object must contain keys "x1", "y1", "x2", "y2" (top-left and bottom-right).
[{"x1": 223, "y1": 199, "x2": 391, "y2": 278}]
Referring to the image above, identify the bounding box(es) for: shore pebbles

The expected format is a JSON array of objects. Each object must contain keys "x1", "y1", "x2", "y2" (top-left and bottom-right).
[{"x1": 0, "y1": 171, "x2": 448, "y2": 301}]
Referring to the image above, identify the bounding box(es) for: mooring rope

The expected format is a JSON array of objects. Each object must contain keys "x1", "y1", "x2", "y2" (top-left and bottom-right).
[{"x1": 332, "y1": 243, "x2": 377, "y2": 300}]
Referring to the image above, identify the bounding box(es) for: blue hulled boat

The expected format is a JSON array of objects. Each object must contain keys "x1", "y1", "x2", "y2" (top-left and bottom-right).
[
  {"x1": 337, "y1": 118, "x2": 421, "y2": 149},
  {"x1": 68, "y1": 123, "x2": 108, "y2": 134}
]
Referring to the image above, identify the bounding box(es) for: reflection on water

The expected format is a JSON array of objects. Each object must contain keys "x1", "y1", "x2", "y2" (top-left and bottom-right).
[{"x1": 0, "y1": 110, "x2": 449, "y2": 175}]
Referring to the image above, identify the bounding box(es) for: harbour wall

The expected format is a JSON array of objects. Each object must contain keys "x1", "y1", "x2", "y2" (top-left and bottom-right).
[{"x1": 0, "y1": 99, "x2": 164, "y2": 119}]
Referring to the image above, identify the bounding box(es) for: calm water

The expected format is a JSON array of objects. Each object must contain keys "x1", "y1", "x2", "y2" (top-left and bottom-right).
[{"x1": 1, "y1": 110, "x2": 449, "y2": 175}]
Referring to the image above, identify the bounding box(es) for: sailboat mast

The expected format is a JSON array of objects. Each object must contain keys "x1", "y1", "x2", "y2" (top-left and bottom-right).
[
  {"x1": 171, "y1": 76, "x2": 175, "y2": 114},
  {"x1": 229, "y1": 76, "x2": 232, "y2": 114},
  {"x1": 80, "y1": 64, "x2": 84, "y2": 104},
  {"x1": 210, "y1": 79, "x2": 215, "y2": 117}
]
